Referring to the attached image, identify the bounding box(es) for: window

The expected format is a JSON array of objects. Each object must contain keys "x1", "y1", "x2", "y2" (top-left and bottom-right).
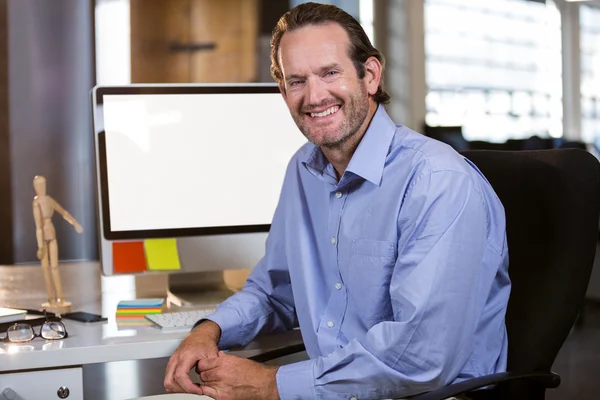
[
  {"x1": 580, "y1": 5, "x2": 600, "y2": 144},
  {"x1": 95, "y1": 0, "x2": 131, "y2": 85},
  {"x1": 425, "y1": 0, "x2": 562, "y2": 142},
  {"x1": 359, "y1": 0, "x2": 374, "y2": 45}
]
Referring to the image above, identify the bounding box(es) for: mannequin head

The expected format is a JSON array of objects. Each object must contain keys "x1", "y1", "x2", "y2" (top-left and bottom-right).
[{"x1": 33, "y1": 175, "x2": 47, "y2": 196}]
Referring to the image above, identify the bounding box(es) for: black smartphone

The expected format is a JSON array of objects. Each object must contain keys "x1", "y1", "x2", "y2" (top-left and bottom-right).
[{"x1": 61, "y1": 311, "x2": 107, "y2": 323}]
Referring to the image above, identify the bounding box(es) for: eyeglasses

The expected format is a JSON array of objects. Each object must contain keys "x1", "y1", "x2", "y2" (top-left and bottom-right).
[{"x1": 3, "y1": 312, "x2": 68, "y2": 343}]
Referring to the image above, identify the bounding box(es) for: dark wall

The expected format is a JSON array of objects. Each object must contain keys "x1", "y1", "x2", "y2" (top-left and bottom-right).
[
  {"x1": 8, "y1": 0, "x2": 97, "y2": 263},
  {"x1": 0, "y1": 0, "x2": 13, "y2": 264}
]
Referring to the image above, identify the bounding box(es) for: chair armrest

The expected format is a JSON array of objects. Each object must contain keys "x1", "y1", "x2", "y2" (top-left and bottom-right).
[
  {"x1": 410, "y1": 371, "x2": 560, "y2": 400},
  {"x1": 247, "y1": 342, "x2": 306, "y2": 363}
]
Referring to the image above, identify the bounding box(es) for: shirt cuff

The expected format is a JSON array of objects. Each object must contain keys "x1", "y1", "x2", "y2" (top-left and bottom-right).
[
  {"x1": 204, "y1": 306, "x2": 246, "y2": 350},
  {"x1": 276, "y1": 359, "x2": 317, "y2": 400}
]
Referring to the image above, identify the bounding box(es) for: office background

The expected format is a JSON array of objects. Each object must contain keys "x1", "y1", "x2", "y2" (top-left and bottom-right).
[
  {"x1": 0, "y1": 1, "x2": 599, "y2": 398},
  {"x1": 0, "y1": 0, "x2": 598, "y2": 273},
  {"x1": 6, "y1": 0, "x2": 600, "y2": 296},
  {"x1": 2, "y1": 0, "x2": 599, "y2": 263}
]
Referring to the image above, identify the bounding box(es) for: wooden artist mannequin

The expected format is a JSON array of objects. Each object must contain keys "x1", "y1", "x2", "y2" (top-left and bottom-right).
[{"x1": 32, "y1": 175, "x2": 83, "y2": 314}]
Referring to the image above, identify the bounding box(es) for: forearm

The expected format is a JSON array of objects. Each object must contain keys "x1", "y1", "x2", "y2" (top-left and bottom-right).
[
  {"x1": 52, "y1": 199, "x2": 80, "y2": 227},
  {"x1": 192, "y1": 319, "x2": 222, "y2": 343},
  {"x1": 208, "y1": 283, "x2": 296, "y2": 349},
  {"x1": 277, "y1": 335, "x2": 464, "y2": 400},
  {"x1": 36, "y1": 228, "x2": 44, "y2": 248},
  {"x1": 33, "y1": 201, "x2": 44, "y2": 248},
  {"x1": 61, "y1": 210, "x2": 79, "y2": 226}
]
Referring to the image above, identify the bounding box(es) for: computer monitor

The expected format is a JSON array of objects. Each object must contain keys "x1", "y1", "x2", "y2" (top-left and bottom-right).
[{"x1": 92, "y1": 84, "x2": 306, "y2": 304}]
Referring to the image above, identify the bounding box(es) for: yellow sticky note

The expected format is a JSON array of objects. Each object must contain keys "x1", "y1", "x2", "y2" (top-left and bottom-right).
[{"x1": 144, "y1": 239, "x2": 181, "y2": 271}]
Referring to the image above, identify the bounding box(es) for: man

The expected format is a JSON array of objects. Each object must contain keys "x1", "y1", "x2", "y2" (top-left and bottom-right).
[{"x1": 164, "y1": 3, "x2": 511, "y2": 399}]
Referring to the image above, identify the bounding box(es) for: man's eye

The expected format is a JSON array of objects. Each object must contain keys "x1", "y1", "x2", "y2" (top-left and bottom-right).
[
  {"x1": 326, "y1": 71, "x2": 338, "y2": 76},
  {"x1": 290, "y1": 80, "x2": 303, "y2": 86}
]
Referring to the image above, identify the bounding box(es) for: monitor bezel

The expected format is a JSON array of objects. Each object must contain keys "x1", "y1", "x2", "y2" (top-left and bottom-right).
[{"x1": 93, "y1": 84, "x2": 284, "y2": 241}]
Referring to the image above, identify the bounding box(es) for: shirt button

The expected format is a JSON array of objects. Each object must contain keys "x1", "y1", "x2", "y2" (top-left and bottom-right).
[
  {"x1": 335, "y1": 191, "x2": 342, "y2": 198},
  {"x1": 331, "y1": 237, "x2": 337, "y2": 245},
  {"x1": 327, "y1": 321, "x2": 334, "y2": 328},
  {"x1": 335, "y1": 282, "x2": 342, "y2": 290}
]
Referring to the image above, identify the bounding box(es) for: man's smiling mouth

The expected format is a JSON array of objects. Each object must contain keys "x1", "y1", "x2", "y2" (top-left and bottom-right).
[{"x1": 309, "y1": 105, "x2": 340, "y2": 118}]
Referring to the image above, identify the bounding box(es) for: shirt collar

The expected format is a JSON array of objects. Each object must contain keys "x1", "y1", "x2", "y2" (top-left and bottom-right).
[
  {"x1": 345, "y1": 105, "x2": 396, "y2": 186},
  {"x1": 303, "y1": 145, "x2": 337, "y2": 183},
  {"x1": 301, "y1": 104, "x2": 396, "y2": 186}
]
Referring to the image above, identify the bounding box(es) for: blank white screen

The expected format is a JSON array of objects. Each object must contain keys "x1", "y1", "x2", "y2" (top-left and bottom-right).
[{"x1": 102, "y1": 92, "x2": 306, "y2": 232}]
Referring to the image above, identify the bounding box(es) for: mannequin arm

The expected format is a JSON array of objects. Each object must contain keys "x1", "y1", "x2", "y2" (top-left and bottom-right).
[
  {"x1": 32, "y1": 199, "x2": 46, "y2": 259},
  {"x1": 51, "y1": 198, "x2": 83, "y2": 233}
]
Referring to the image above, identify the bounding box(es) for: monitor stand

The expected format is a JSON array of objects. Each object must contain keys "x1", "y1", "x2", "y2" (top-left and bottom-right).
[{"x1": 165, "y1": 270, "x2": 236, "y2": 309}]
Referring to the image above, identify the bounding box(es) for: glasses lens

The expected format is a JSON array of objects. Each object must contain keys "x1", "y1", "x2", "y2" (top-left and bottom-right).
[
  {"x1": 7, "y1": 324, "x2": 34, "y2": 343},
  {"x1": 41, "y1": 321, "x2": 66, "y2": 340}
]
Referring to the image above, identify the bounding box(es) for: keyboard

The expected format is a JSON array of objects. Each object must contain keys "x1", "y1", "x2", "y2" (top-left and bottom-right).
[{"x1": 145, "y1": 308, "x2": 217, "y2": 330}]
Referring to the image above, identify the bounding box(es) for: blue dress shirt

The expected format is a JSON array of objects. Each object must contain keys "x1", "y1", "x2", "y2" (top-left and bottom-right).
[{"x1": 208, "y1": 105, "x2": 511, "y2": 399}]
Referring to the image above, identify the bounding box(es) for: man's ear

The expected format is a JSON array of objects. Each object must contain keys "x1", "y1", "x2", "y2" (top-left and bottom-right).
[
  {"x1": 363, "y1": 56, "x2": 382, "y2": 97},
  {"x1": 279, "y1": 84, "x2": 288, "y2": 101}
]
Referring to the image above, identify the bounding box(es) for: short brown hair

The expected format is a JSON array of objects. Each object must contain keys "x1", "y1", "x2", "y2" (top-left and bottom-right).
[{"x1": 270, "y1": 2, "x2": 391, "y2": 104}]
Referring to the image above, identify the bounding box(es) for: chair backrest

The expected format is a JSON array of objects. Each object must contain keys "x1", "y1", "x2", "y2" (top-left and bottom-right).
[{"x1": 461, "y1": 149, "x2": 600, "y2": 398}]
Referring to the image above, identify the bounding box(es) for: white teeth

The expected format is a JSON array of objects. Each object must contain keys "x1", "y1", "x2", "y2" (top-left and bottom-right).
[{"x1": 310, "y1": 106, "x2": 339, "y2": 118}]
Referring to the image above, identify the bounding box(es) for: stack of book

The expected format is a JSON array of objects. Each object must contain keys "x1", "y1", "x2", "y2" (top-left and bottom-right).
[
  {"x1": 116, "y1": 298, "x2": 165, "y2": 317},
  {"x1": 115, "y1": 299, "x2": 165, "y2": 330}
]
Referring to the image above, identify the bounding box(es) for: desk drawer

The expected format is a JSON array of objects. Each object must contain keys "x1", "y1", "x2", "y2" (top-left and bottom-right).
[{"x1": 0, "y1": 367, "x2": 83, "y2": 400}]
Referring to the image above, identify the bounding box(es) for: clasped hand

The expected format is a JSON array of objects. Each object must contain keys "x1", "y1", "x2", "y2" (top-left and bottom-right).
[{"x1": 164, "y1": 321, "x2": 280, "y2": 400}]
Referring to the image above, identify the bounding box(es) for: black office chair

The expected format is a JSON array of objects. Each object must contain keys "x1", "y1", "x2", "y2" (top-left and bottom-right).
[
  {"x1": 411, "y1": 149, "x2": 600, "y2": 399},
  {"x1": 254, "y1": 149, "x2": 600, "y2": 400}
]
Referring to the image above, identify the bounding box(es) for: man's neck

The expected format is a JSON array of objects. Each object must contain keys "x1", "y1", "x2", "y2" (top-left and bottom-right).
[{"x1": 322, "y1": 100, "x2": 378, "y2": 180}]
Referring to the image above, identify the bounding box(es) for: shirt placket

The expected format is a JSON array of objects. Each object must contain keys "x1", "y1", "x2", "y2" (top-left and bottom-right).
[{"x1": 317, "y1": 181, "x2": 349, "y2": 356}]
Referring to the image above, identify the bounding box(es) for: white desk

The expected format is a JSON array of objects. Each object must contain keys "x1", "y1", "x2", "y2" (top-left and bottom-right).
[{"x1": 0, "y1": 262, "x2": 303, "y2": 400}]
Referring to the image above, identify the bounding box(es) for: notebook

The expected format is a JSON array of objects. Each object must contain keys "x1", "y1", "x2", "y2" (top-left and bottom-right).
[{"x1": 0, "y1": 307, "x2": 27, "y2": 323}]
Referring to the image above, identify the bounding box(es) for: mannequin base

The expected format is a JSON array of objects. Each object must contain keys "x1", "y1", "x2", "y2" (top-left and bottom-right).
[{"x1": 42, "y1": 300, "x2": 72, "y2": 315}]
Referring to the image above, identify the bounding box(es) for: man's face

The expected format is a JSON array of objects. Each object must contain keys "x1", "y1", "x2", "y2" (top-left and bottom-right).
[{"x1": 278, "y1": 23, "x2": 371, "y2": 149}]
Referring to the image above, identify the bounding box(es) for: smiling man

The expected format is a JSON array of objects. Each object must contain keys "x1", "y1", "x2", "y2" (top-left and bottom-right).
[{"x1": 163, "y1": 3, "x2": 511, "y2": 400}]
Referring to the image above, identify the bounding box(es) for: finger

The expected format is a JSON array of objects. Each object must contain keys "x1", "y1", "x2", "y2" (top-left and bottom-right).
[
  {"x1": 199, "y1": 368, "x2": 218, "y2": 383},
  {"x1": 199, "y1": 384, "x2": 219, "y2": 399},
  {"x1": 197, "y1": 356, "x2": 220, "y2": 372},
  {"x1": 164, "y1": 357, "x2": 185, "y2": 393},
  {"x1": 173, "y1": 357, "x2": 205, "y2": 395},
  {"x1": 165, "y1": 380, "x2": 185, "y2": 394},
  {"x1": 195, "y1": 351, "x2": 218, "y2": 375}
]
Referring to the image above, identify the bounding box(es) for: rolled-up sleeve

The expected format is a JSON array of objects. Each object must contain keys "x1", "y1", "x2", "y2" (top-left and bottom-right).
[{"x1": 277, "y1": 359, "x2": 317, "y2": 399}]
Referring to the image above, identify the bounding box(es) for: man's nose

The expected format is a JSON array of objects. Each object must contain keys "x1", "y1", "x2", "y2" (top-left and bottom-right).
[{"x1": 306, "y1": 78, "x2": 328, "y2": 107}]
